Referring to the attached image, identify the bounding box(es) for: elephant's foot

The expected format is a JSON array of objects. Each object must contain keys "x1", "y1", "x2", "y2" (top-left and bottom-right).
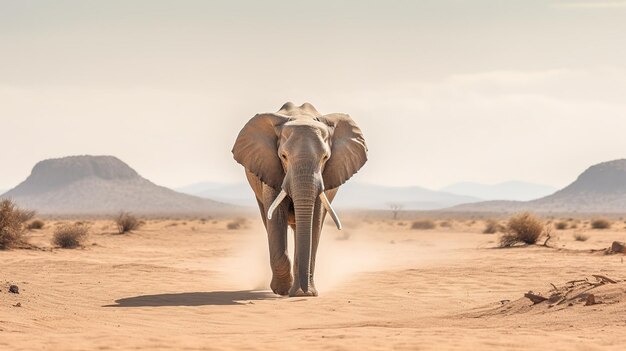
[
  {"x1": 270, "y1": 273, "x2": 293, "y2": 296},
  {"x1": 270, "y1": 255, "x2": 292, "y2": 296},
  {"x1": 289, "y1": 279, "x2": 318, "y2": 297}
]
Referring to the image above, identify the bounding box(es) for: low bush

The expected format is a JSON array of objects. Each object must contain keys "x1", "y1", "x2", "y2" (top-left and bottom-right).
[
  {"x1": 52, "y1": 223, "x2": 89, "y2": 248},
  {"x1": 439, "y1": 220, "x2": 452, "y2": 228},
  {"x1": 0, "y1": 200, "x2": 34, "y2": 249},
  {"x1": 573, "y1": 233, "x2": 589, "y2": 242},
  {"x1": 591, "y1": 218, "x2": 611, "y2": 229},
  {"x1": 499, "y1": 212, "x2": 544, "y2": 247},
  {"x1": 411, "y1": 220, "x2": 436, "y2": 230},
  {"x1": 483, "y1": 220, "x2": 500, "y2": 234},
  {"x1": 555, "y1": 221, "x2": 568, "y2": 230},
  {"x1": 27, "y1": 219, "x2": 45, "y2": 230},
  {"x1": 115, "y1": 211, "x2": 142, "y2": 234},
  {"x1": 227, "y1": 218, "x2": 247, "y2": 230}
]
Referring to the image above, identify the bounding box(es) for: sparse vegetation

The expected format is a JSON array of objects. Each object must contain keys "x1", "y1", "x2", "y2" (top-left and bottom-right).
[
  {"x1": 0, "y1": 199, "x2": 35, "y2": 250},
  {"x1": 499, "y1": 212, "x2": 544, "y2": 247},
  {"x1": 52, "y1": 223, "x2": 89, "y2": 248},
  {"x1": 439, "y1": 220, "x2": 452, "y2": 228},
  {"x1": 555, "y1": 221, "x2": 568, "y2": 230},
  {"x1": 227, "y1": 218, "x2": 247, "y2": 230},
  {"x1": 115, "y1": 211, "x2": 142, "y2": 234},
  {"x1": 591, "y1": 218, "x2": 611, "y2": 229},
  {"x1": 573, "y1": 233, "x2": 589, "y2": 242},
  {"x1": 27, "y1": 219, "x2": 45, "y2": 230},
  {"x1": 483, "y1": 220, "x2": 500, "y2": 234},
  {"x1": 387, "y1": 203, "x2": 404, "y2": 220},
  {"x1": 411, "y1": 219, "x2": 436, "y2": 230}
]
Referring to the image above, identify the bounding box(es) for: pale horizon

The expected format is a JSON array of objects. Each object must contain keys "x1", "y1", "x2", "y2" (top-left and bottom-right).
[{"x1": 2, "y1": 0, "x2": 626, "y2": 191}]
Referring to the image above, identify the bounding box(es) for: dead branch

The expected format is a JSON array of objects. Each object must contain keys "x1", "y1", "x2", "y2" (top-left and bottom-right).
[
  {"x1": 592, "y1": 274, "x2": 618, "y2": 284},
  {"x1": 524, "y1": 292, "x2": 547, "y2": 304},
  {"x1": 542, "y1": 224, "x2": 553, "y2": 247}
]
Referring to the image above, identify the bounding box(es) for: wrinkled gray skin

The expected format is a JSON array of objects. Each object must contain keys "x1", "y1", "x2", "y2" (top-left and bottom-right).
[{"x1": 232, "y1": 102, "x2": 367, "y2": 297}]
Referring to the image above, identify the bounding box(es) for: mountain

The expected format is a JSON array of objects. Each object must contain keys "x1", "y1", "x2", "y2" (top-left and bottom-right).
[
  {"x1": 181, "y1": 181, "x2": 480, "y2": 210},
  {"x1": 441, "y1": 181, "x2": 557, "y2": 201},
  {"x1": 451, "y1": 159, "x2": 626, "y2": 213},
  {"x1": 1, "y1": 155, "x2": 230, "y2": 215},
  {"x1": 332, "y1": 183, "x2": 480, "y2": 210},
  {"x1": 177, "y1": 182, "x2": 256, "y2": 207}
]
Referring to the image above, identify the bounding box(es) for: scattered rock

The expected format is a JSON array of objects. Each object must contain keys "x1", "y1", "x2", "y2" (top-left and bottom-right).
[
  {"x1": 610, "y1": 241, "x2": 625, "y2": 254},
  {"x1": 13, "y1": 302, "x2": 21, "y2": 307},
  {"x1": 585, "y1": 294, "x2": 597, "y2": 306},
  {"x1": 8, "y1": 285, "x2": 19, "y2": 294}
]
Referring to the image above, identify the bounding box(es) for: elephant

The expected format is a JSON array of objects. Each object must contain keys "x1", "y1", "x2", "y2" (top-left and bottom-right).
[{"x1": 232, "y1": 102, "x2": 367, "y2": 297}]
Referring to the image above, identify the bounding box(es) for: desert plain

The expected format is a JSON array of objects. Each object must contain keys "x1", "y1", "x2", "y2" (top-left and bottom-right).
[{"x1": 1, "y1": 215, "x2": 626, "y2": 351}]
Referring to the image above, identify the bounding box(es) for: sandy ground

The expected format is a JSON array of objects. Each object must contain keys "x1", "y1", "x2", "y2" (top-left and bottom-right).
[{"x1": 1, "y1": 217, "x2": 626, "y2": 350}]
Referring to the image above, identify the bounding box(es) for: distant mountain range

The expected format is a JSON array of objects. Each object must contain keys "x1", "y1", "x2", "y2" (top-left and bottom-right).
[
  {"x1": 5, "y1": 155, "x2": 625, "y2": 214},
  {"x1": 440, "y1": 181, "x2": 557, "y2": 201},
  {"x1": 177, "y1": 180, "x2": 557, "y2": 211},
  {"x1": 451, "y1": 159, "x2": 626, "y2": 213},
  {"x1": 177, "y1": 182, "x2": 481, "y2": 210},
  {"x1": 177, "y1": 182, "x2": 256, "y2": 207},
  {"x1": 1, "y1": 155, "x2": 231, "y2": 215}
]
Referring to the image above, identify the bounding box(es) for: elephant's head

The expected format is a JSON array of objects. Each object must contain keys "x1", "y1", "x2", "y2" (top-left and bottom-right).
[{"x1": 232, "y1": 102, "x2": 367, "y2": 293}]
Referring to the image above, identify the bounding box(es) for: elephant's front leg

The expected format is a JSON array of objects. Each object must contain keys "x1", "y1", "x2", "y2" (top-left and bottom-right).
[{"x1": 262, "y1": 187, "x2": 292, "y2": 296}]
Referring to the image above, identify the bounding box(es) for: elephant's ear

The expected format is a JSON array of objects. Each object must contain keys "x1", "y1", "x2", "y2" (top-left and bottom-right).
[
  {"x1": 320, "y1": 113, "x2": 368, "y2": 190},
  {"x1": 232, "y1": 113, "x2": 290, "y2": 190}
]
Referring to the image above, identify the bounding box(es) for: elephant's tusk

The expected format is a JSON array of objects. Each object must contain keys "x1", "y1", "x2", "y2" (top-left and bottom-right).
[
  {"x1": 267, "y1": 189, "x2": 288, "y2": 220},
  {"x1": 320, "y1": 192, "x2": 342, "y2": 230}
]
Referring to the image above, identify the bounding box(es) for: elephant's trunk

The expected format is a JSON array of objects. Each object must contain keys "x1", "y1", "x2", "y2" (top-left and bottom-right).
[{"x1": 289, "y1": 169, "x2": 321, "y2": 294}]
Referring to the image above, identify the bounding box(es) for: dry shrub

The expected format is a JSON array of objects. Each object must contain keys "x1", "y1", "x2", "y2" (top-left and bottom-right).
[
  {"x1": 115, "y1": 211, "x2": 142, "y2": 234},
  {"x1": 52, "y1": 223, "x2": 89, "y2": 248},
  {"x1": 0, "y1": 200, "x2": 35, "y2": 249},
  {"x1": 591, "y1": 218, "x2": 611, "y2": 229},
  {"x1": 227, "y1": 218, "x2": 247, "y2": 230},
  {"x1": 499, "y1": 212, "x2": 544, "y2": 247},
  {"x1": 573, "y1": 233, "x2": 589, "y2": 242},
  {"x1": 439, "y1": 220, "x2": 452, "y2": 228},
  {"x1": 411, "y1": 219, "x2": 436, "y2": 230},
  {"x1": 27, "y1": 219, "x2": 45, "y2": 230},
  {"x1": 483, "y1": 220, "x2": 500, "y2": 234},
  {"x1": 555, "y1": 221, "x2": 568, "y2": 230}
]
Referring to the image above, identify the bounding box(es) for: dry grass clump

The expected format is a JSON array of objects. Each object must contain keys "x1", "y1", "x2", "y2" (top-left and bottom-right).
[
  {"x1": 0, "y1": 200, "x2": 35, "y2": 250},
  {"x1": 52, "y1": 223, "x2": 89, "y2": 248},
  {"x1": 227, "y1": 218, "x2": 247, "y2": 230},
  {"x1": 555, "y1": 221, "x2": 568, "y2": 230},
  {"x1": 573, "y1": 233, "x2": 589, "y2": 242},
  {"x1": 439, "y1": 220, "x2": 452, "y2": 228},
  {"x1": 591, "y1": 218, "x2": 611, "y2": 229},
  {"x1": 115, "y1": 211, "x2": 142, "y2": 234},
  {"x1": 483, "y1": 220, "x2": 501, "y2": 234},
  {"x1": 27, "y1": 219, "x2": 45, "y2": 230},
  {"x1": 499, "y1": 212, "x2": 544, "y2": 247},
  {"x1": 411, "y1": 219, "x2": 436, "y2": 230}
]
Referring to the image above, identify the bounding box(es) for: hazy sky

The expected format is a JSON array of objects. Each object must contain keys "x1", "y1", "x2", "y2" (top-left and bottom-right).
[{"x1": 2, "y1": 0, "x2": 626, "y2": 191}]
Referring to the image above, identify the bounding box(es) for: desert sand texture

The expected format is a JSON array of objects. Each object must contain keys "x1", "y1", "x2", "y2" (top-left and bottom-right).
[{"x1": 2, "y1": 216, "x2": 626, "y2": 351}]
